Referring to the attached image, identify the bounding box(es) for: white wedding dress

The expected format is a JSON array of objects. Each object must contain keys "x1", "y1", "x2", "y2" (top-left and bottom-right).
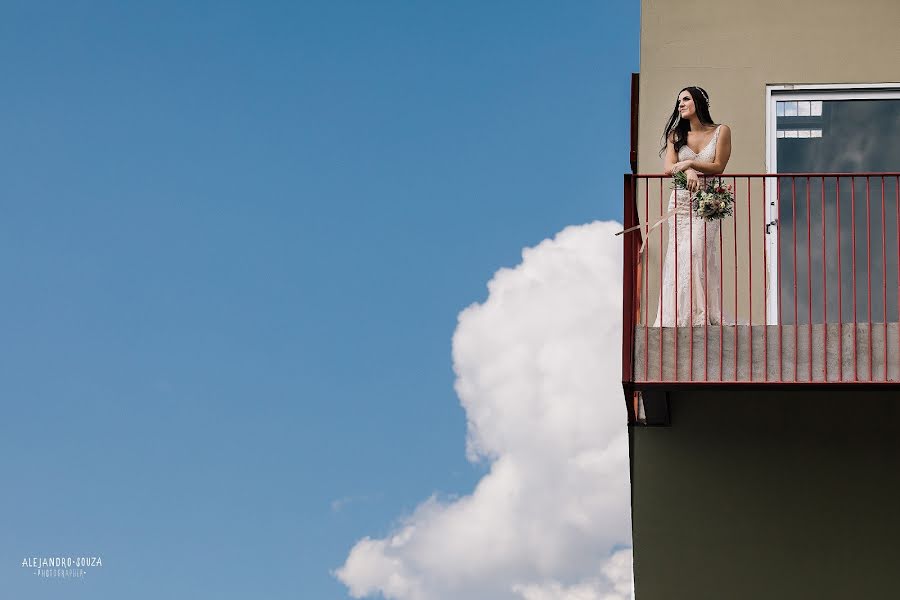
[{"x1": 654, "y1": 125, "x2": 724, "y2": 327}]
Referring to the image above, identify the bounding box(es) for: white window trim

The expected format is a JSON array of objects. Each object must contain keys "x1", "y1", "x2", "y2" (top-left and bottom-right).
[
  {"x1": 765, "y1": 83, "x2": 900, "y2": 175},
  {"x1": 763, "y1": 83, "x2": 900, "y2": 324}
]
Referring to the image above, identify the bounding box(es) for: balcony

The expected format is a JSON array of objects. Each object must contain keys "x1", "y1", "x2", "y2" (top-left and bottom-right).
[{"x1": 622, "y1": 173, "x2": 900, "y2": 406}]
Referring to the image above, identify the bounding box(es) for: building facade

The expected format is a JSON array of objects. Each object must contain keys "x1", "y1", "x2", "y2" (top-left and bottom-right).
[{"x1": 625, "y1": 1, "x2": 900, "y2": 597}]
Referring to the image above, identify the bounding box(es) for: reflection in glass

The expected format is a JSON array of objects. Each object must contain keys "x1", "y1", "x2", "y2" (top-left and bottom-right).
[{"x1": 776, "y1": 99, "x2": 900, "y2": 324}]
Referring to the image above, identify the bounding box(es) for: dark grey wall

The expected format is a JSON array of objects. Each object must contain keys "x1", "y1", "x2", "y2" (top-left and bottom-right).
[{"x1": 631, "y1": 390, "x2": 900, "y2": 599}]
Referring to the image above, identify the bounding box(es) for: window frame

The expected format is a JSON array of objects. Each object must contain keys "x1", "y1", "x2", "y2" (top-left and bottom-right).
[
  {"x1": 765, "y1": 82, "x2": 900, "y2": 175},
  {"x1": 763, "y1": 83, "x2": 900, "y2": 324}
]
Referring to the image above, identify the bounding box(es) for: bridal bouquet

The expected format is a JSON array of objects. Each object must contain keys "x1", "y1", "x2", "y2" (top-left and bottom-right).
[
  {"x1": 672, "y1": 173, "x2": 734, "y2": 222},
  {"x1": 693, "y1": 178, "x2": 734, "y2": 221}
]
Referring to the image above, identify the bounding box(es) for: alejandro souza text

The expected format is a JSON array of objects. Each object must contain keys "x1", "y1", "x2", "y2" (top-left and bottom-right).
[{"x1": 22, "y1": 556, "x2": 103, "y2": 568}]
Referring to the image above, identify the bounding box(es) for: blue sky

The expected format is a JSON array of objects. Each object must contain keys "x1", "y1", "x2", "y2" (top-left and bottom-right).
[{"x1": 0, "y1": 2, "x2": 637, "y2": 598}]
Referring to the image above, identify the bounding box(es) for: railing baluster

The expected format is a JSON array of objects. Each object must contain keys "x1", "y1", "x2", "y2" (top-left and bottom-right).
[
  {"x1": 748, "y1": 176, "x2": 753, "y2": 381},
  {"x1": 793, "y1": 176, "x2": 798, "y2": 382},
  {"x1": 674, "y1": 186, "x2": 678, "y2": 381},
  {"x1": 882, "y1": 176, "x2": 887, "y2": 381},
  {"x1": 822, "y1": 176, "x2": 827, "y2": 381},
  {"x1": 867, "y1": 176, "x2": 872, "y2": 382},
  {"x1": 852, "y1": 176, "x2": 858, "y2": 381},
  {"x1": 660, "y1": 181, "x2": 664, "y2": 382},
  {"x1": 704, "y1": 219, "x2": 709, "y2": 382},
  {"x1": 734, "y1": 176, "x2": 738, "y2": 381},
  {"x1": 720, "y1": 204, "x2": 725, "y2": 382},
  {"x1": 762, "y1": 177, "x2": 768, "y2": 382},
  {"x1": 778, "y1": 176, "x2": 783, "y2": 382},
  {"x1": 689, "y1": 183, "x2": 694, "y2": 381},
  {"x1": 807, "y1": 176, "x2": 812, "y2": 382},
  {"x1": 645, "y1": 180, "x2": 649, "y2": 382},
  {"x1": 837, "y1": 177, "x2": 843, "y2": 382}
]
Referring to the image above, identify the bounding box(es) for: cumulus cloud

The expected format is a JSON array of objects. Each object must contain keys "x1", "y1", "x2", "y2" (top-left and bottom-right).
[
  {"x1": 512, "y1": 548, "x2": 633, "y2": 600},
  {"x1": 335, "y1": 221, "x2": 632, "y2": 600}
]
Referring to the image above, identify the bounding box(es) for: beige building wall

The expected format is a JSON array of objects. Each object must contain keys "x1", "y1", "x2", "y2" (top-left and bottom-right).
[
  {"x1": 636, "y1": 0, "x2": 900, "y2": 324},
  {"x1": 631, "y1": 5, "x2": 900, "y2": 598}
]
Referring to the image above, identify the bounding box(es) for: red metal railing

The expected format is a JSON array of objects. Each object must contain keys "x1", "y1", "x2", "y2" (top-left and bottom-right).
[{"x1": 622, "y1": 173, "x2": 900, "y2": 399}]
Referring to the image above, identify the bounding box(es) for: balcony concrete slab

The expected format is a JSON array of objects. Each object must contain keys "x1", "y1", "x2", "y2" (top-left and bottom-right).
[{"x1": 633, "y1": 322, "x2": 900, "y2": 383}]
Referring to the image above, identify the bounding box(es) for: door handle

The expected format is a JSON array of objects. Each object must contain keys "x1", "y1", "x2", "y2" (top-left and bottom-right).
[{"x1": 765, "y1": 219, "x2": 778, "y2": 234}]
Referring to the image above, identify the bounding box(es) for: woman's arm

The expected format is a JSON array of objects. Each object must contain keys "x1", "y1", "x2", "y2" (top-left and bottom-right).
[
  {"x1": 681, "y1": 125, "x2": 732, "y2": 175},
  {"x1": 662, "y1": 132, "x2": 678, "y2": 176},
  {"x1": 665, "y1": 132, "x2": 702, "y2": 191}
]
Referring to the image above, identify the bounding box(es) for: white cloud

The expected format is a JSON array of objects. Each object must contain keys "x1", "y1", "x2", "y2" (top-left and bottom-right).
[
  {"x1": 335, "y1": 221, "x2": 632, "y2": 600},
  {"x1": 512, "y1": 548, "x2": 634, "y2": 600}
]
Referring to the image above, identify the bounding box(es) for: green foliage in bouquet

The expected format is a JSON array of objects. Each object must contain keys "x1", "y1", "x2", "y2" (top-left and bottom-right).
[{"x1": 672, "y1": 171, "x2": 688, "y2": 190}]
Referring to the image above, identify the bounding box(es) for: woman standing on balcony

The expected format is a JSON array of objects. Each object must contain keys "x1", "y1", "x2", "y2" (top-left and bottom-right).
[{"x1": 654, "y1": 86, "x2": 732, "y2": 327}]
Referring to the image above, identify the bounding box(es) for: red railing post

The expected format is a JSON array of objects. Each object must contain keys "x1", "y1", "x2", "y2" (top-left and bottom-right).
[
  {"x1": 852, "y1": 176, "x2": 858, "y2": 381},
  {"x1": 881, "y1": 176, "x2": 887, "y2": 381},
  {"x1": 867, "y1": 176, "x2": 873, "y2": 381},
  {"x1": 821, "y1": 176, "x2": 827, "y2": 381},
  {"x1": 762, "y1": 177, "x2": 768, "y2": 381},
  {"x1": 748, "y1": 176, "x2": 753, "y2": 380},
  {"x1": 733, "y1": 176, "x2": 739, "y2": 380},
  {"x1": 807, "y1": 176, "x2": 812, "y2": 381},
  {"x1": 622, "y1": 174, "x2": 637, "y2": 419},
  {"x1": 792, "y1": 176, "x2": 798, "y2": 381},
  {"x1": 645, "y1": 180, "x2": 650, "y2": 381},
  {"x1": 660, "y1": 181, "x2": 664, "y2": 381},
  {"x1": 837, "y1": 177, "x2": 842, "y2": 381},
  {"x1": 778, "y1": 176, "x2": 784, "y2": 382}
]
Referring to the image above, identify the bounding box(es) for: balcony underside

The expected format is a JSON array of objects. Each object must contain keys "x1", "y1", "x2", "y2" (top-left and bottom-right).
[{"x1": 633, "y1": 322, "x2": 900, "y2": 383}]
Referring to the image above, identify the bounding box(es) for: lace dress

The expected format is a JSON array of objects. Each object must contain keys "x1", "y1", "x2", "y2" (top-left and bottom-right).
[{"x1": 654, "y1": 125, "x2": 724, "y2": 327}]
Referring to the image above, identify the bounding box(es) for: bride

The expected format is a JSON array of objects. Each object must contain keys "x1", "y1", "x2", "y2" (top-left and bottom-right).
[{"x1": 654, "y1": 86, "x2": 732, "y2": 327}]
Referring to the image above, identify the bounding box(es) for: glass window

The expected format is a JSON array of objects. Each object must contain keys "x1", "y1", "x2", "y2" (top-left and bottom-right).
[
  {"x1": 776, "y1": 98, "x2": 900, "y2": 172},
  {"x1": 773, "y1": 94, "x2": 900, "y2": 324}
]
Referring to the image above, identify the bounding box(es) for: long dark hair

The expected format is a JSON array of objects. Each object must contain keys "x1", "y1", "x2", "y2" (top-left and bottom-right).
[{"x1": 659, "y1": 86, "x2": 716, "y2": 156}]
